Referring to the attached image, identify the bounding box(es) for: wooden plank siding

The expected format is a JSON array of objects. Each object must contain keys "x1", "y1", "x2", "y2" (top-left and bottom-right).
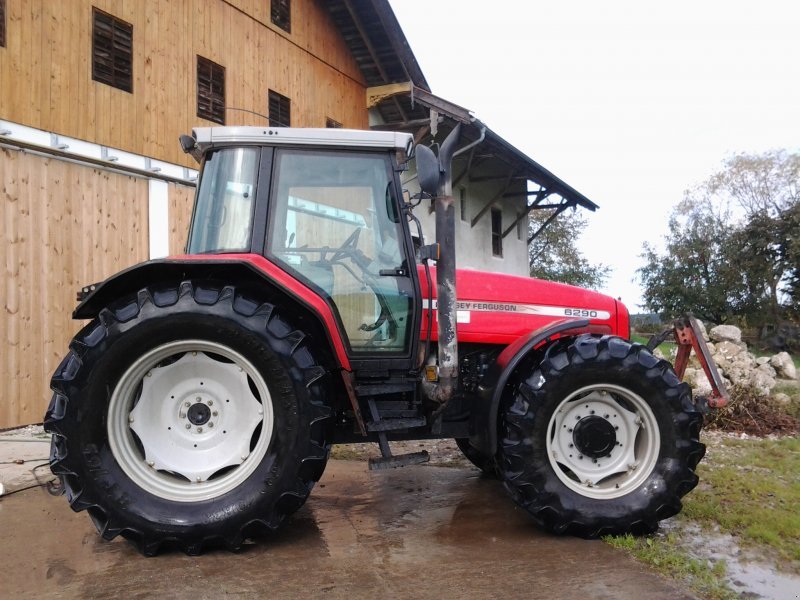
[
  {"x1": 0, "y1": 0, "x2": 369, "y2": 167},
  {"x1": 0, "y1": 147, "x2": 150, "y2": 427},
  {"x1": 168, "y1": 181, "x2": 194, "y2": 255}
]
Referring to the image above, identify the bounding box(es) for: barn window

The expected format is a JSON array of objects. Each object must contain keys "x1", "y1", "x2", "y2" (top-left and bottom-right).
[
  {"x1": 197, "y1": 56, "x2": 225, "y2": 124},
  {"x1": 268, "y1": 90, "x2": 291, "y2": 127},
  {"x1": 271, "y1": 0, "x2": 291, "y2": 33},
  {"x1": 491, "y1": 208, "x2": 503, "y2": 257},
  {"x1": 0, "y1": 0, "x2": 6, "y2": 48},
  {"x1": 326, "y1": 117, "x2": 342, "y2": 128},
  {"x1": 92, "y1": 8, "x2": 133, "y2": 93}
]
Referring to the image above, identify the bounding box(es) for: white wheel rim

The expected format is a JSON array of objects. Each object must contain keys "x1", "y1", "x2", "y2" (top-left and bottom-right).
[
  {"x1": 108, "y1": 340, "x2": 274, "y2": 502},
  {"x1": 546, "y1": 384, "x2": 660, "y2": 500}
]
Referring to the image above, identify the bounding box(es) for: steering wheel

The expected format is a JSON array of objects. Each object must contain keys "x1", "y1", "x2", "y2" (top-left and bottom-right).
[{"x1": 330, "y1": 227, "x2": 362, "y2": 262}]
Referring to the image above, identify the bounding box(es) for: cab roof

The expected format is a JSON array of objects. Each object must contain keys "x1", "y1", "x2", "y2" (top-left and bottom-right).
[{"x1": 187, "y1": 127, "x2": 414, "y2": 160}]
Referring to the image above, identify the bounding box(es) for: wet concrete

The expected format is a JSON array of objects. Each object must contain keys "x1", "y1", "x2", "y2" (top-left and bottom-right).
[{"x1": 0, "y1": 461, "x2": 693, "y2": 599}]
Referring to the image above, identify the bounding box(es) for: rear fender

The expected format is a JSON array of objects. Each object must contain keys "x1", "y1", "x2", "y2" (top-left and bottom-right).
[
  {"x1": 469, "y1": 318, "x2": 590, "y2": 456},
  {"x1": 73, "y1": 258, "x2": 350, "y2": 371}
]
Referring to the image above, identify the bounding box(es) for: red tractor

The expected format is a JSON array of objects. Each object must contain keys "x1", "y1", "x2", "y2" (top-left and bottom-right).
[{"x1": 45, "y1": 125, "x2": 719, "y2": 555}]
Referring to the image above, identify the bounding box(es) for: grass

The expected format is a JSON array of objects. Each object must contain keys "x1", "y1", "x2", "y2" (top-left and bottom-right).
[
  {"x1": 683, "y1": 436, "x2": 800, "y2": 567},
  {"x1": 606, "y1": 435, "x2": 800, "y2": 596},
  {"x1": 773, "y1": 381, "x2": 800, "y2": 419},
  {"x1": 630, "y1": 332, "x2": 677, "y2": 354},
  {"x1": 605, "y1": 533, "x2": 735, "y2": 600}
]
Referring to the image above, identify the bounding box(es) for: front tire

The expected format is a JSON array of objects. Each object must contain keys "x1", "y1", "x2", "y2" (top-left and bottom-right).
[
  {"x1": 498, "y1": 335, "x2": 705, "y2": 538},
  {"x1": 45, "y1": 282, "x2": 333, "y2": 555}
]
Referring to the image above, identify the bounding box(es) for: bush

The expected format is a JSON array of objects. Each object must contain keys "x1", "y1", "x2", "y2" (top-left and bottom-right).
[{"x1": 704, "y1": 383, "x2": 800, "y2": 435}]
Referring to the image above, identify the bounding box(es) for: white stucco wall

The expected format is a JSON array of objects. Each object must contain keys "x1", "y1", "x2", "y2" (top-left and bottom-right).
[{"x1": 402, "y1": 164, "x2": 529, "y2": 277}]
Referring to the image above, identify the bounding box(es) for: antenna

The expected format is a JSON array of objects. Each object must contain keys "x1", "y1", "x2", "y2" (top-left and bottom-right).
[{"x1": 225, "y1": 107, "x2": 270, "y2": 123}]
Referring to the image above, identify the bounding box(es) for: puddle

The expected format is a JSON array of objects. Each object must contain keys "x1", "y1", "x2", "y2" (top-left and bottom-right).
[{"x1": 662, "y1": 520, "x2": 800, "y2": 599}]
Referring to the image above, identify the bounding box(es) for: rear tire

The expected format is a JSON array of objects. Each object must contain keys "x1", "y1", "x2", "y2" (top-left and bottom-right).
[
  {"x1": 45, "y1": 282, "x2": 333, "y2": 555},
  {"x1": 454, "y1": 438, "x2": 498, "y2": 477},
  {"x1": 498, "y1": 335, "x2": 705, "y2": 538}
]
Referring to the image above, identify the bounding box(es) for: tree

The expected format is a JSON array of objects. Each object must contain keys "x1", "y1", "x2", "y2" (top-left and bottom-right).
[
  {"x1": 638, "y1": 150, "x2": 800, "y2": 325},
  {"x1": 638, "y1": 199, "x2": 759, "y2": 323},
  {"x1": 528, "y1": 209, "x2": 610, "y2": 290}
]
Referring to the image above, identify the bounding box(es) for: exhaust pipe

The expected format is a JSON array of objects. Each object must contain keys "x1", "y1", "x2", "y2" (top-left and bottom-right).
[
  {"x1": 433, "y1": 125, "x2": 462, "y2": 405},
  {"x1": 415, "y1": 124, "x2": 462, "y2": 406}
]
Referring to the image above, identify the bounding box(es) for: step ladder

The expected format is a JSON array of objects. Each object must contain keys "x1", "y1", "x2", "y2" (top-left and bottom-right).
[{"x1": 366, "y1": 399, "x2": 429, "y2": 470}]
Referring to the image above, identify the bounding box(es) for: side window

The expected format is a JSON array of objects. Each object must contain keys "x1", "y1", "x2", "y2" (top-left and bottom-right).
[
  {"x1": 268, "y1": 90, "x2": 291, "y2": 127},
  {"x1": 268, "y1": 151, "x2": 413, "y2": 354},
  {"x1": 491, "y1": 207, "x2": 503, "y2": 257},
  {"x1": 92, "y1": 8, "x2": 133, "y2": 93},
  {"x1": 271, "y1": 0, "x2": 290, "y2": 33},
  {"x1": 1, "y1": 0, "x2": 6, "y2": 48},
  {"x1": 187, "y1": 148, "x2": 260, "y2": 254},
  {"x1": 197, "y1": 55, "x2": 225, "y2": 125}
]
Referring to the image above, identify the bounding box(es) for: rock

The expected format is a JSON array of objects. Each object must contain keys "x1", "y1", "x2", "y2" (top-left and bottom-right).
[
  {"x1": 769, "y1": 352, "x2": 797, "y2": 380},
  {"x1": 756, "y1": 356, "x2": 770, "y2": 366},
  {"x1": 756, "y1": 362, "x2": 777, "y2": 379},
  {"x1": 694, "y1": 319, "x2": 709, "y2": 341},
  {"x1": 683, "y1": 367, "x2": 713, "y2": 396},
  {"x1": 710, "y1": 324, "x2": 742, "y2": 343},
  {"x1": 748, "y1": 371, "x2": 776, "y2": 396},
  {"x1": 716, "y1": 341, "x2": 743, "y2": 358},
  {"x1": 772, "y1": 392, "x2": 791, "y2": 406}
]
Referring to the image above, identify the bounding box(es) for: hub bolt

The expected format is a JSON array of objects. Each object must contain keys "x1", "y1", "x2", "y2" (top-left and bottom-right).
[
  {"x1": 185, "y1": 424, "x2": 191, "y2": 429},
  {"x1": 197, "y1": 427, "x2": 203, "y2": 433},
  {"x1": 207, "y1": 400, "x2": 213, "y2": 406},
  {"x1": 208, "y1": 422, "x2": 214, "y2": 428}
]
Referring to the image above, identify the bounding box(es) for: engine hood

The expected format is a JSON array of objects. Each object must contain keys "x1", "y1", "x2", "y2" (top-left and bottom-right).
[{"x1": 417, "y1": 266, "x2": 628, "y2": 344}]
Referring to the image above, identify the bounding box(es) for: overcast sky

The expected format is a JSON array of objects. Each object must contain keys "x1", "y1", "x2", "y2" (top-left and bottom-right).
[{"x1": 388, "y1": 0, "x2": 800, "y2": 311}]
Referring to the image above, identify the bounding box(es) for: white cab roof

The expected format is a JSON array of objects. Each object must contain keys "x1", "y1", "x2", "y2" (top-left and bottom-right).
[{"x1": 192, "y1": 126, "x2": 414, "y2": 155}]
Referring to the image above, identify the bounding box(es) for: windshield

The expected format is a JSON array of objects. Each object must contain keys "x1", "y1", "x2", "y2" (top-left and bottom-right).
[
  {"x1": 267, "y1": 150, "x2": 413, "y2": 354},
  {"x1": 188, "y1": 147, "x2": 260, "y2": 253}
]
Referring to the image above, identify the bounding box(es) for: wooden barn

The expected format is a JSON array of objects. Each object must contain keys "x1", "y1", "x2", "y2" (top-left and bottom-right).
[{"x1": 0, "y1": 0, "x2": 595, "y2": 428}]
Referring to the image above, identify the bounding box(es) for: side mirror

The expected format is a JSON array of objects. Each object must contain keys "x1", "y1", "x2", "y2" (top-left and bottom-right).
[{"x1": 416, "y1": 144, "x2": 440, "y2": 196}]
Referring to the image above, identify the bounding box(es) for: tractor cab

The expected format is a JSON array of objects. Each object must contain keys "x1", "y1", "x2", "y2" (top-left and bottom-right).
[{"x1": 185, "y1": 127, "x2": 421, "y2": 363}]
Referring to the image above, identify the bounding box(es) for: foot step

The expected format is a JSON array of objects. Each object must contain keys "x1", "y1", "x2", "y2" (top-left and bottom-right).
[
  {"x1": 366, "y1": 417, "x2": 426, "y2": 432},
  {"x1": 368, "y1": 451, "x2": 430, "y2": 470}
]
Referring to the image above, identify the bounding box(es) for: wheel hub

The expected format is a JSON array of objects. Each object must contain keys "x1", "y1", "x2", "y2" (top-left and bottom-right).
[
  {"x1": 187, "y1": 402, "x2": 212, "y2": 426},
  {"x1": 573, "y1": 415, "x2": 616, "y2": 459}
]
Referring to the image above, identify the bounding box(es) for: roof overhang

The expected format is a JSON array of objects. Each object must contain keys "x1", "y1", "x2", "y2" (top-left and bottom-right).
[
  {"x1": 326, "y1": 1, "x2": 598, "y2": 243},
  {"x1": 366, "y1": 84, "x2": 598, "y2": 242}
]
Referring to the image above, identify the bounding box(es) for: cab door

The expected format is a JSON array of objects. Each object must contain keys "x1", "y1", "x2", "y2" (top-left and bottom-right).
[{"x1": 265, "y1": 149, "x2": 418, "y2": 361}]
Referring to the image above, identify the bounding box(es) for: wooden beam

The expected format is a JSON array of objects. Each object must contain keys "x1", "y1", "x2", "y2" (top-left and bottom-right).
[
  {"x1": 469, "y1": 174, "x2": 530, "y2": 184},
  {"x1": 367, "y1": 81, "x2": 413, "y2": 109},
  {"x1": 470, "y1": 169, "x2": 516, "y2": 228},
  {"x1": 527, "y1": 203, "x2": 571, "y2": 244},
  {"x1": 501, "y1": 190, "x2": 550, "y2": 238}
]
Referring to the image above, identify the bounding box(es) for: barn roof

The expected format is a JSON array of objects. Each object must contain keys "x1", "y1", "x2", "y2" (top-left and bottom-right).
[{"x1": 325, "y1": 0, "x2": 599, "y2": 231}]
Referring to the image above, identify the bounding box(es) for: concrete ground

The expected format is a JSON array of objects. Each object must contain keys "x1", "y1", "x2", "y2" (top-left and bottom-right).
[{"x1": 0, "y1": 427, "x2": 693, "y2": 600}]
